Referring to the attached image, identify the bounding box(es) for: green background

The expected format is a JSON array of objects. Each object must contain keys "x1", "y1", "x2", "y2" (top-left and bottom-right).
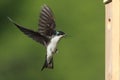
[{"x1": 0, "y1": 0, "x2": 105, "y2": 80}]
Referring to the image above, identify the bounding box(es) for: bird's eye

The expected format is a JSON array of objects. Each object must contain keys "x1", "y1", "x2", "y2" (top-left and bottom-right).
[{"x1": 56, "y1": 32, "x2": 59, "y2": 35}]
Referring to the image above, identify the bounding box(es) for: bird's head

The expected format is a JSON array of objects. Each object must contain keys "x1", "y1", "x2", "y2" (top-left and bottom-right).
[{"x1": 55, "y1": 31, "x2": 65, "y2": 38}]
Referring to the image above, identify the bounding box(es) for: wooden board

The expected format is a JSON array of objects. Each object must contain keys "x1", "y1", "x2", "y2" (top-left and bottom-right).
[{"x1": 104, "y1": 0, "x2": 120, "y2": 80}]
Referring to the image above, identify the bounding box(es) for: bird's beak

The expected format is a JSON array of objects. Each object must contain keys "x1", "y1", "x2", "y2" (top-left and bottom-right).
[
  {"x1": 63, "y1": 34, "x2": 67, "y2": 38},
  {"x1": 63, "y1": 34, "x2": 72, "y2": 38}
]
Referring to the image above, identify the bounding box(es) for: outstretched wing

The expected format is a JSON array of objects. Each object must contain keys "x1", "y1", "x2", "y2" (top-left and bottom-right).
[
  {"x1": 38, "y1": 4, "x2": 56, "y2": 37},
  {"x1": 8, "y1": 17, "x2": 49, "y2": 46}
]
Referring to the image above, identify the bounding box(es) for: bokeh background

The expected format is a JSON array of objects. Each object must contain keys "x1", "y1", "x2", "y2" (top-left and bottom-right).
[{"x1": 0, "y1": 0, "x2": 104, "y2": 80}]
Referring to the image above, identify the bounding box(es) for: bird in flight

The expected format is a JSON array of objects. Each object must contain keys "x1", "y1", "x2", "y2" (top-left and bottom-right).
[{"x1": 8, "y1": 4, "x2": 66, "y2": 71}]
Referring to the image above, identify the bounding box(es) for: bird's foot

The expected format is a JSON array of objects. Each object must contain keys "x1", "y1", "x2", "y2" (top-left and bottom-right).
[{"x1": 55, "y1": 49, "x2": 58, "y2": 54}]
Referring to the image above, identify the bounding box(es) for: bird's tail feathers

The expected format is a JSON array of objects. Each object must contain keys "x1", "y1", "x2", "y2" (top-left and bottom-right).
[{"x1": 41, "y1": 56, "x2": 53, "y2": 71}]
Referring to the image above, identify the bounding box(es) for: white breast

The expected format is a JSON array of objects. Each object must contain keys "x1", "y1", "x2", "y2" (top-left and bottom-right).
[{"x1": 46, "y1": 35, "x2": 62, "y2": 62}]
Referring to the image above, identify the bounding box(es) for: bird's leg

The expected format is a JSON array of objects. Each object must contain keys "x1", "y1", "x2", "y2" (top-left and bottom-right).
[{"x1": 55, "y1": 49, "x2": 58, "y2": 53}]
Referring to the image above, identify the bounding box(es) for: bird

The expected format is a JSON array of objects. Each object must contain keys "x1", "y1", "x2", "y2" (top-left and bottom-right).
[{"x1": 8, "y1": 4, "x2": 66, "y2": 71}]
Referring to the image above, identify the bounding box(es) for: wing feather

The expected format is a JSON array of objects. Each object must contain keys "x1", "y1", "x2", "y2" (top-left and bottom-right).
[
  {"x1": 8, "y1": 17, "x2": 49, "y2": 46},
  {"x1": 38, "y1": 5, "x2": 56, "y2": 37}
]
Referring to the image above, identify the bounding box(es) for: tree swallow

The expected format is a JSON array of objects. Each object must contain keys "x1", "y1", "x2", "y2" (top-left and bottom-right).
[{"x1": 8, "y1": 4, "x2": 65, "y2": 71}]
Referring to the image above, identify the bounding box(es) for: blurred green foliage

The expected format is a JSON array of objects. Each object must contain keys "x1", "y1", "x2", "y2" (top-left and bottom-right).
[{"x1": 0, "y1": 0, "x2": 104, "y2": 80}]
